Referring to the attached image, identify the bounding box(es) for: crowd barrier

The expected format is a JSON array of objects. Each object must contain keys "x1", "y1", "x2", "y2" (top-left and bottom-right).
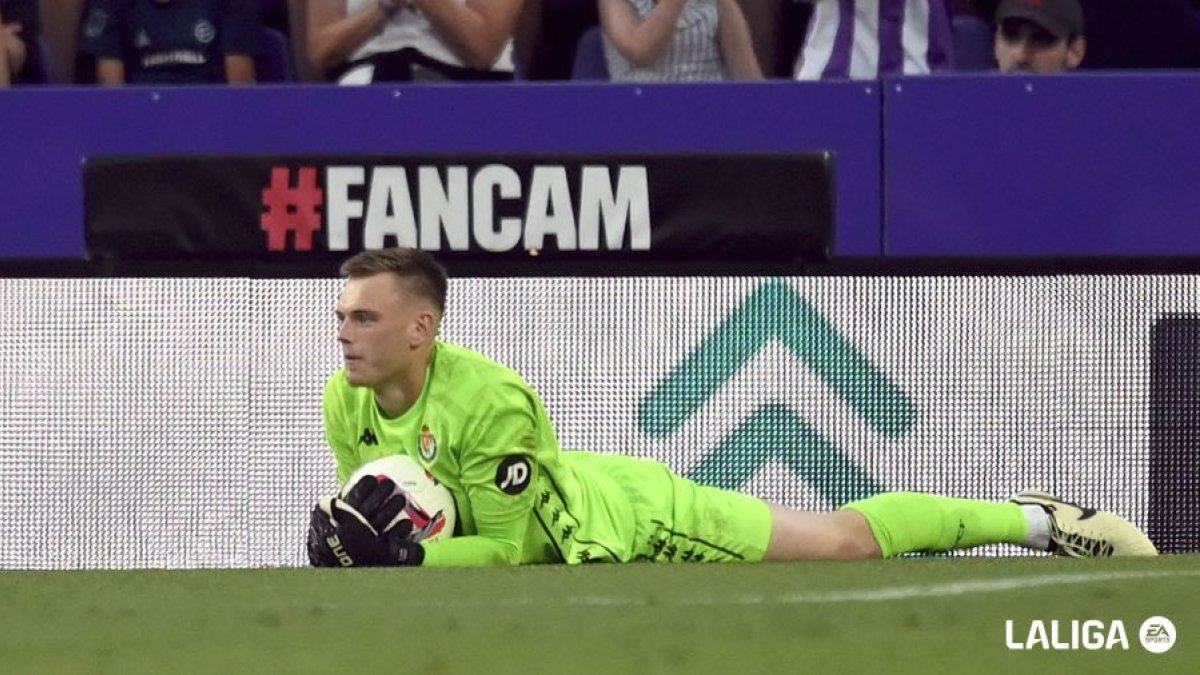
[{"x1": 4, "y1": 74, "x2": 1200, "y2": 262}]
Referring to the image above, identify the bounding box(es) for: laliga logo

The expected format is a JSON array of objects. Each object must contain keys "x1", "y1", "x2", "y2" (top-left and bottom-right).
[
  {"x1": 1005, "y1": 619, "x2": 1129, "y2": 651},
  {"x1": 1004, "y1": 616, "x2": 1176, "y2": 653}
]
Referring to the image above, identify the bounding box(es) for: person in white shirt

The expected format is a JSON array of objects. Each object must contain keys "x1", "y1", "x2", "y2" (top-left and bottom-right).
[
  {"x1": 598, "y1": 0, "x2": 763, "y2": 82},
  {"x1": 307, "y1": 0, "x2": 522, "y2": 83}
]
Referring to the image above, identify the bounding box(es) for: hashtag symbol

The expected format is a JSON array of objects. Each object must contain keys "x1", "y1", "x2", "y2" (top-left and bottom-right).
[{"x1": 261, "y1": 166, "x2": 324, "y2": 251}]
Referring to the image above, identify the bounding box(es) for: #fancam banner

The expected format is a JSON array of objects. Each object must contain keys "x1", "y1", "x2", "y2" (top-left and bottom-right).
[{"x1": 84, "y1": 154, "x2": 834, "y2": 265}]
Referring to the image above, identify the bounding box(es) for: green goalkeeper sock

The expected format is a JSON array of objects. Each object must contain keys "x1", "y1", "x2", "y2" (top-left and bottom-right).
[{"x1": 842, "y1": 492, "x2": 1029, "y2": 558}]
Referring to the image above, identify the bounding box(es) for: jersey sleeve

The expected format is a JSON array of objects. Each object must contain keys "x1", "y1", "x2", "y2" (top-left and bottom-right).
[
  {"x1": 421, "y1": 382, "x2": 539, "y2": 567},
  {"x1": 323, "y1": 372, "x2": 358, "y2": 486}
]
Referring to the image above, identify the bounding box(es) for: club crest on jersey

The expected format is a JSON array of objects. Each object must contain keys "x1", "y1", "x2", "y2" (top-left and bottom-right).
[{"x1": 419, "y1": 425, "x2": 438, "y2": 462}]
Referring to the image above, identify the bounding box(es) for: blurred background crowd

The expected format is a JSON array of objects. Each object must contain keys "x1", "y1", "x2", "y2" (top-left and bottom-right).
[{"x1": 2, "y1": 0, "x2": 1199, "y2": 88}]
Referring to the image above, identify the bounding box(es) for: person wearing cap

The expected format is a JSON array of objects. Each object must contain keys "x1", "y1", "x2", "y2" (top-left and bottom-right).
[{"x1": 994, "y1": 0, "x2": 1085, "y2": 73}]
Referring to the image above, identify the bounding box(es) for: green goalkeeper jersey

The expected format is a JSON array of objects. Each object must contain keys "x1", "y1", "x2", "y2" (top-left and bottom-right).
[{"x1": 323, "y1": 341, "x2": 638, "y2": 566}]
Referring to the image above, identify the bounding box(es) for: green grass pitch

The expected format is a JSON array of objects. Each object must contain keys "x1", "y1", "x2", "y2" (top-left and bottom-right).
[{"x1": 3, "y1": 555, "x2": 1197, "y2": 674}]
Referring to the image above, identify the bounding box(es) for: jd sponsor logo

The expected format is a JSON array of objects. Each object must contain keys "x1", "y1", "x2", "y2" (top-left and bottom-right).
[{"x1": 1006, "y1": 616, "x2": 1176, "y2": 653}]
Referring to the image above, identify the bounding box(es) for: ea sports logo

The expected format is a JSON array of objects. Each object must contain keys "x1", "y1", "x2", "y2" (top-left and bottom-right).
[{"x1": 1138, "y1": 616, "x2": 1176, "y2": 654}]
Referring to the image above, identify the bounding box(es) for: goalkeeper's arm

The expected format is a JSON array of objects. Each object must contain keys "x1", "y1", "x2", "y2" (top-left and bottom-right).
[
  {"x1": 417, "y1": 447, "x2": 538, "y2": 567},
  {"x1": 306, "y1": 448, "x2": 540, "y2": 567}
]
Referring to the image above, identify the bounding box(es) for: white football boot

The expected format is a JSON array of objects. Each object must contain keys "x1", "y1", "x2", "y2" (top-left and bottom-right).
[{"x1": 1009, "y1": 491, "x2": 1159, "y2": 557}]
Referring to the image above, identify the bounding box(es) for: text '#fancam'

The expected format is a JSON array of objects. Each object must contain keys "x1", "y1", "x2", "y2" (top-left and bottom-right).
[
  {"x1": 260, "y1": 164, "x2": 651, "y2": 253},
  {"x1": 84, "y1": 153, "x2": 830, "y2": 262}
]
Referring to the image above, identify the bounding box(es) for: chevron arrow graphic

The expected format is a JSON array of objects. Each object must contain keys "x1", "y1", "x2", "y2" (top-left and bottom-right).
[{"x1": 638, "y1": 280, "x2": 916, "y2": 505}]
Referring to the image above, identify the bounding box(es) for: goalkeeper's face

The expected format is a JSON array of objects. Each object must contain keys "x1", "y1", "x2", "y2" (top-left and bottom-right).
[{"x1": 336, "y1": 273, "x2": 437, "y2": 389}]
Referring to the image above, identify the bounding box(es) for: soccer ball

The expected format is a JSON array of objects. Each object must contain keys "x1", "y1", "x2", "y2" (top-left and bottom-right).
[{"x1": 341, "y1": 454, "x2": 457, "y2": 544}]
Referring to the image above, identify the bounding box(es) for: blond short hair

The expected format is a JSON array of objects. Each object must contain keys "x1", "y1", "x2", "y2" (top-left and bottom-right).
[{"x1": 339, "y1": 248, "x2": 448, "y2": 312}]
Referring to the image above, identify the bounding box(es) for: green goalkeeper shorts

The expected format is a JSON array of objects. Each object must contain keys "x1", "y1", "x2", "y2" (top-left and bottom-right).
[{"x1": 569, "y1": 452, "x2": 773, "y2": 563}]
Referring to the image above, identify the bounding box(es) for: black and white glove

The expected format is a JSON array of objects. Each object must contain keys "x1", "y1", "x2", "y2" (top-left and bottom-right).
[
  {"x1": 307, "y1": 499, "x2": 342, "y2": 567},
  {"x1": 306, "y1": 476, "x2": 425, "y2": 567}
]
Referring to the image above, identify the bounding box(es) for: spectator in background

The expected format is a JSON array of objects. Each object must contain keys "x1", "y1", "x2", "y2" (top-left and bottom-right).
[
  {"x1": 961, "y1": 0, "x2": 1200, "y2": 71},
  {"x1": 81, "y1": 0, "x2": 260, "y2": 85},
  {"x1": 306, "y1": 0, "x2": 523, "y2": 83},
  {"x1": 993, "y1": 0, "x2": 1083, "y2": 74},
  {"x1": 0, "y1": 0, "x2": 47, "y2": 85},
  {"x1": 794, "y1": 0, "x2": 955, "y2": 80},
  {"x1": 597, "y1": 0, "x2": 763, "y2": 81}
]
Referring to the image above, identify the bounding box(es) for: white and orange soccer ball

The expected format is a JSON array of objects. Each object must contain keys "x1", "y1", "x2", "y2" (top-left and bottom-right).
[{"x1": 341, "y1": 454, "x2": 457, "y2": 544}]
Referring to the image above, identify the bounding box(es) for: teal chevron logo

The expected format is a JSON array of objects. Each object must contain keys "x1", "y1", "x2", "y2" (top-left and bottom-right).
[{"x1": 638, "y1": 280, "x2": 915, "y2": 506}]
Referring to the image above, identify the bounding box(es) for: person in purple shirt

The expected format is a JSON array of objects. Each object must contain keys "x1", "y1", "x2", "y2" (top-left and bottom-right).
[{"x1": 794, "y1": 0, "x2": 956, "y2": 80}]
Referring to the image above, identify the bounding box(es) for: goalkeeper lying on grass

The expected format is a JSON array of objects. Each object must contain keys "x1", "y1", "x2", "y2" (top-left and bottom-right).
[{"x1": 308, "y1": 247, "x2": 1157, "y2": 568}]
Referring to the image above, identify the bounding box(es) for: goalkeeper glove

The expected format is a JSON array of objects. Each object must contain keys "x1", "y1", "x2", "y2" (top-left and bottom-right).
[
  {"x1": 307, "y1": 498, "x2": 342, "y2": 567},
  {"x1": 308, "y1": 476, "x2": 425, "y2": 567}
]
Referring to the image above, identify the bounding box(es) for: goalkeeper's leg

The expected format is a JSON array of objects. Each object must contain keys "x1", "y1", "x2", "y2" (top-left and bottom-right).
[
  {"x1": 762, "y1": 505, "x2": 885, "y2": 559},
  {"x1": 767, "y1": 493, "x2": 1030, "y2": 560},
  {"x1": 765, "y1": 491, "x2": 1157, "y2": 560}
]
